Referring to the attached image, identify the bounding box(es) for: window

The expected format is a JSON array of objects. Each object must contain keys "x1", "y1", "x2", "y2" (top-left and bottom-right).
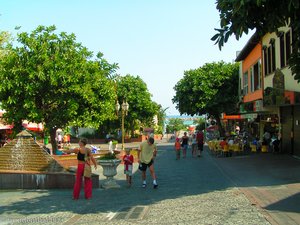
[
  {"x1": 263, "y1": 42, "x2": 276, "y2": 76},
  {"x1": 267, "y1": 46, "x2": 272, "y2": 74},
  {"x1": 280, "y1": 34, "x2": 285, "y2": 67},
  {"x1": 250, "y1": 67, "x2": 254, "y2": 92},
  {"x1": 250, "y1": 60, "x2": 261, "y2": 92},
  {"x1": 286, "y1": 31, "x2": 291, "y2": 62},
  {"x1": 271, "y1": 42, "x2": 275, "y2": 72},
  {"x1": 280, "y1": 29, "x2": 292, "y2": 68},
  {"x1": 243, "y1": 72, "x2": 248, "y2": 95},
  {"x1": 264, "y1": 47, "x2": 268, "y2": 76}
]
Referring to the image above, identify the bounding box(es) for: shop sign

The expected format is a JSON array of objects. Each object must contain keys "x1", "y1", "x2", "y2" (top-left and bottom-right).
[{"x1": 242, "y1": 113, "x2": 257, "y2": 120}]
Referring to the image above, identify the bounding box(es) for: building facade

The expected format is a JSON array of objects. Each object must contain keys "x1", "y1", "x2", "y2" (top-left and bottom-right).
[
  {"x1": 262, "y1": 26, "x2": 300, "y2": 156},
  {"x1": 235, "y1": 32, "x2": 265, "y2": 140},
  {"x1": 236, "y1": 25, "x2": 300, "y2": 157}
]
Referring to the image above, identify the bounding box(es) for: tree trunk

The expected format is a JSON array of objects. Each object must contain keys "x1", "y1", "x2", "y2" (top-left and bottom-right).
[
  {"x1": 49, "y1": 128, "x2": 57, "y2": 155},
  {"x1": 214, "y1": 113, "x2": 225, "y2": 137},
  {"x1": 12, "y1": 120, "x2": 23, "y2": 137},
  {"x1": 130, "y1": 121, "x2": 135, "y2": 137}
]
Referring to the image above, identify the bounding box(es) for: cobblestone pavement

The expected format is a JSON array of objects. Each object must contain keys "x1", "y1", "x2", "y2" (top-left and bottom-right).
[
  {"x1": 2, "y1": 140, "x2": 297, "y2": 225},
  {"x1": 212, "y1": 151, "x2": 300, "y2": 225}
]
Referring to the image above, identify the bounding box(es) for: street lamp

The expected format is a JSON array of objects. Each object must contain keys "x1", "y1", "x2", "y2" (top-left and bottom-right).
[{"x1": 115, "y1": 100, "x2": 129, "y2": 150}]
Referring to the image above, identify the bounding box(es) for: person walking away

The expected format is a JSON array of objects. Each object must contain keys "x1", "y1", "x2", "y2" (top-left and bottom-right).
[
  {"x1": 174, "y1": 138, "x2": 181, "y2": 160},
  {"x1": 63, "y1": 134, "x2": 68, "y2": 146},
  {"x1": 138, "y1": 137, "x2": 158, "y2": 189},
  {"x1": 67, "y1": 134, "x2": 71, "y2": 146},
  {"x1": 188, "y1": 133, "x2": 193, "y2": 150},
  {"x1": 181, "y1": 132, "x2": 189, "y2": 158},
  {"x1": 196, "y1": 130, "x2": 204, "y2": 157},
  {"x1": 63, "y1": 138, "x2": 97, "y2": 200},
  {"x1": 57, "y1": 133, "x2": 62, "y2": 145},
  {"x1": 123, "y1": 149, "x2": 134, "y2": 187},
  {"x1": 191, "y1": 134, "x2": 197, "y2": 157}
]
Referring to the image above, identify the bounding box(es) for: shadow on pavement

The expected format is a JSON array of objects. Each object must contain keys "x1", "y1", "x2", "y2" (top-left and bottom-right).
[
  {"x1": 212, "y1": 152, "x2": 300, "y2": 187},
  {"x1": 0, "y1": 144, "x2": 233, "y2": 216},
  {"x1": 264, "y1": 192, "x2": 300, "y2": 213},
  {"x1": 1, "y1": 143, "x2": 300, "y2": 218}
]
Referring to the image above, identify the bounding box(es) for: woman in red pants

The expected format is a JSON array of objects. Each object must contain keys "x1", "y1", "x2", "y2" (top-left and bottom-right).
[{"x1": 64, "y1": 138, "x2": 97, "y2": 200}]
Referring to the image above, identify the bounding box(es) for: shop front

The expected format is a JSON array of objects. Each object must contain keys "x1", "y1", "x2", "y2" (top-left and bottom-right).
[
  {"x1": 264, "y1": 87, "x2": 300, "y2": 156},
  {"x1": 280, "y1": 104, "x2": 300, "y2": 157}
]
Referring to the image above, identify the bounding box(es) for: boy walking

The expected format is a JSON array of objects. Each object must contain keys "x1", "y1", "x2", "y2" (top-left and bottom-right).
[
  {"x1": 138, "y1": 137, "x2": 158, "y2": 189},
  {"x1": 123, "y1": 149, "x2": 134, "y2": 187}
]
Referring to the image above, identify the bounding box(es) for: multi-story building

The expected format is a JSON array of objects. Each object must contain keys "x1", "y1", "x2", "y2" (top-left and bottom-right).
[
  {"x1": 236, "y1": 25, "x2": 300, "y2": 157},
  {"x1": 234, "y1": 32, "x2": 265, "y2": 139},
  {"x1": 262, "y1": 26, "x2": 300, "y2": 156}
]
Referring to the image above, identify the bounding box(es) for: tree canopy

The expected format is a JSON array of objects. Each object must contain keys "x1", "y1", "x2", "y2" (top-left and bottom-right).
[
  {"x1": 0, "y1": 25, "x2": 118, "y2": 150},
  {"x1": 172, "y1": 61, "x2": 239, "y2": 134},
  {"x1": 155, "y1": 105, "x2": 168, "y2": 134},
  {"x1": 166, "y1": 118, "x2": 186, "y2": 134},
  {"x1": 0, "y1": 31, "x2": 11, "y2": 58},
  {"x1": 212, "y1": 0, "x2": 300, "y2": 81},
  {"x1": 115, "y1": 74, "x2": 158, "y2": 135}
]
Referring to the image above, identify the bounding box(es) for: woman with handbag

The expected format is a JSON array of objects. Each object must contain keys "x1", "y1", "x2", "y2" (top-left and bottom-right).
[{"x1": 64, "y1": 138, "x2": 97, "y2": 200}]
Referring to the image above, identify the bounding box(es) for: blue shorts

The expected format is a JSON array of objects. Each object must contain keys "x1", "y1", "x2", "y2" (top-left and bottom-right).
[{"x1": 182, "y1": 144, "x2": 188, "y2": 150}]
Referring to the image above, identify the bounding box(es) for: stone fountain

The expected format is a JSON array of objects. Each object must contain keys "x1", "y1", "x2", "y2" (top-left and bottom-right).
[{"x1": 0, "y1": 130, "x2": 99, "y2": 189}]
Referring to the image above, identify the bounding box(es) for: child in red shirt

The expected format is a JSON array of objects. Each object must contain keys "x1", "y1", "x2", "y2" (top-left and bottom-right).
[
  {"x1": 175, "y1": 138, "x2": 181, "y2": 160},
  {"x1": 123, "y1": 149, "x2": 134, "y2": 187}
]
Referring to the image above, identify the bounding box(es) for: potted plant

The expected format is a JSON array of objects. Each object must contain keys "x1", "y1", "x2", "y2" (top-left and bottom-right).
[{"x1": 97, "y1": 152, "x2": 121, "y2": 189}]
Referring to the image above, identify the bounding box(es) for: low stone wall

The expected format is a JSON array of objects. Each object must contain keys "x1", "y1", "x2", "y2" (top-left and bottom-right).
[
  {"x1": 0, "y1": 172, "x2": 99, "y2": 189},
  {"x1": 70, "y1": 134, "x2": 162, "y2": 144}
]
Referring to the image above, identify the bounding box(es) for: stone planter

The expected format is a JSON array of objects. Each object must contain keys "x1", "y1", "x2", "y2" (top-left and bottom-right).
[{"x1": 98, "y1": 159, "x2": 121, "y2": 189}]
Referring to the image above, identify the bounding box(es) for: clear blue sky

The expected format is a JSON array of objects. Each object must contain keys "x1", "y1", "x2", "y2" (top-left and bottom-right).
[{"x1": 0, "y1": 0, "x2": 253, "y2": 115}]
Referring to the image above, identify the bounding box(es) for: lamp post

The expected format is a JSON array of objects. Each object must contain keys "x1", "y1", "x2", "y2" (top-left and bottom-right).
[{"x1": 115, "y1": 100, "x2": 129, "y2": 150}]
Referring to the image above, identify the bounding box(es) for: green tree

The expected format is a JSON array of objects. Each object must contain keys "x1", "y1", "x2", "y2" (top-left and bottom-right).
[
  {"x1": 155, "y1": 105, "x2": 169, "y2": 134},
  {"x1": 212, "y1": 0, "x2": 300, "y2": 81},
  {"x1": 115, "y1": 74, "x2": 158, "y2": 136},
  {"x1": 0, "y1": 31, "x2": 11, "y2": 58},
  {"x1": 196, "y1": 117, "x2": 206, "y2": 131},
  {"x1": 0, "y1": 25, "x2": 117, "y2": 151},
  {"x1": 172, "y1": 62, "x2": 239, "y2": 136},
  {"x1": 166, "y1": 118, "x2": 186, "y2": 134}
]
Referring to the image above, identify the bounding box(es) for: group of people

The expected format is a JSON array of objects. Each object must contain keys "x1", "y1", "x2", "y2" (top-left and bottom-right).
[
  {"x1": 56, "y1": 133, "x2": 71, "y2": 146},
  {"x1": 213, "y1": 128, "x2": 281, "y2": 155},
  {"x1": 64, "y1": 136, "x2": 158, "y2": 200},
  {"x1": 121, "y1": 136, "x2": 158, "y2": 189},
  {"x1": 174, "y1": 131, "x2": 204, "y2": 159}
]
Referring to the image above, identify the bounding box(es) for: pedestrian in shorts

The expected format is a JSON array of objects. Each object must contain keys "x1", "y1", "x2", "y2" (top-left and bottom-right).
[{"x1": 138, "y1": 137, "x2": 158, "y2": 189}]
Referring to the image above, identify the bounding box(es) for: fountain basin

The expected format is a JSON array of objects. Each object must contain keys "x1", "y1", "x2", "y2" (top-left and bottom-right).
[
  {"x1": 0, "y1": 130, "x2": 101, "y2": 189},
  {"x1": 0, "y1": 171, "x2": 99, "y2": 189}
]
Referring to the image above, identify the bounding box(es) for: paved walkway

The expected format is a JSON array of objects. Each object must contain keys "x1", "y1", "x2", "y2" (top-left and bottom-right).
[
  {"x1": 0, "y1": 141, "x2": 299, "y2": 224},
  {"x1": 213, "y1": 151, "x2": 300, "y2": 225}
]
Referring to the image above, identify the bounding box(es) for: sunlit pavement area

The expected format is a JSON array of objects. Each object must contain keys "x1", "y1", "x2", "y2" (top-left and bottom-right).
[{"x1": 1, "y1": 140, "x2": 300, "y2": 225}]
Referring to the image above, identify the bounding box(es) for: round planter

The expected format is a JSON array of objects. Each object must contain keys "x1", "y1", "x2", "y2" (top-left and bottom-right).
[{"x1": 98, "y1": 159, "x2": 121, "y2": 189}]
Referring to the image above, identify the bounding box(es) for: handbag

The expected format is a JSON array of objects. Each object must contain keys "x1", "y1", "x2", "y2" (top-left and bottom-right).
[
  {"x1": 84, "y1": 163, "x2": 92, "y2": 178},
  {"x1": 83, "y1": 148, "x2": 92, "y2": 178}
]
